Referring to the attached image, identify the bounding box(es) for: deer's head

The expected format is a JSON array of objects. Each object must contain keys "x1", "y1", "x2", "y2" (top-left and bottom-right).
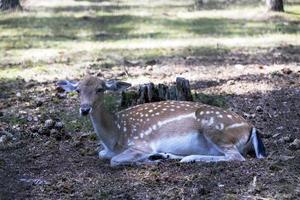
[{"x1": 57, "y1": 76, "x2": 131, "y2": 116}]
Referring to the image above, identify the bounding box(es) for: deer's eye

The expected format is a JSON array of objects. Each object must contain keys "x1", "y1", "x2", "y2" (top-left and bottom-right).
[
  {"x1": 76, "y1": 89, "x2": 80, "y2": 94},
  {"x1": 96, "y1": 88, "x2": 105, "y2": 93}
]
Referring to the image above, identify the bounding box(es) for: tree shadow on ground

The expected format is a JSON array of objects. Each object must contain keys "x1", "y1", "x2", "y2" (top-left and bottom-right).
[
  {"x1": 163, "y1": 45, "x2": 300, "y2": 67},
  {"x1": 0, "y1": 11, "x2": 299, "y2": 49}
]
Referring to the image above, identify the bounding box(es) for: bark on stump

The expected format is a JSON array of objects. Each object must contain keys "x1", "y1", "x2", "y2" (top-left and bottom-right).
[{"x1": 121, "y1": 77, "x2": 193, "y2": 108}]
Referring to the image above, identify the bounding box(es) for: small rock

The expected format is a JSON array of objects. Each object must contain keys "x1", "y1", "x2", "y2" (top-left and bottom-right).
[
  {"x1": 45, "y1": 119, "x2": 55, "y2": 129},
  {"x1": 50, "y1": 129, "x2": 58, "y2": 135},
  {"x1": 54, "y1": 122, "x2": 64, "y2": 130},
  {"x1": 279, "y1": 155, "x2": 295, "y2": 161},
  {"x1": 0, "y1": 135, "x2": 8, "y2": 145},
  {"x1": 289, "y1": 139, "x2": 300, "y2": 150},
  {"x1": 256, "y1": 106, "x2": 263, "y2": 112},
  {"x1": 276, "y1": 126, "x2": 284, "y2": 130},
  {"x1": 27, "y1": 116, "x2": 33, "y2": 122},
  {"x1": 227, "y1": 80, "x2": 235, "y2": 85},
  {"x1": 33, "y1": 116, "x2": 38, "y2": 122},
  {"x1": 281, "y1": 68, "x2": 292, "y2": 75},
  {"x1": 16, "y1": 92, "x2": 21, "y2": 97},
  {"x1": 278, "y1": 135, "x2": 293, "y2": 143}
]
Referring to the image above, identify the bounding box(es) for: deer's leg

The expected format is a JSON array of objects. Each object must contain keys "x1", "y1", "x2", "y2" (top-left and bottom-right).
[
  {"x1": 98, "y1": 142, "x2": 116, "y2": 159},
  {"x1": 180, "y1": 148, "x2": 245, "y2": 163},
  {"x1": 98, "y1": 149, "x2": 116, "y2": 159},
  {"x1": 110, "y1": 148, "x2": 153, "y2": 166}
]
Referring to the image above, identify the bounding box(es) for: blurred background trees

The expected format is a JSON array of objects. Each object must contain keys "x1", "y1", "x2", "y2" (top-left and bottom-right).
[
  {"x1": 0, "y1": 0, "x2": 21, "y2": 10},
  {"x1": 266, "y1": 0, "x2": 284, "y2": 11}
]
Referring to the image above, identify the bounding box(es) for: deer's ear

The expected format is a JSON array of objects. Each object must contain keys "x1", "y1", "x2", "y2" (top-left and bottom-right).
[
  {"x1": 57, "y1": 80, "x2": 79, "y2": 92},
  {"x1": 104, "y1": 80, "x2": 131, "y2": 91}
]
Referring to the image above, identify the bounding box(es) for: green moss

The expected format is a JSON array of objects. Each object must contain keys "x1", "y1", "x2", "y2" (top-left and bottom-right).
[
  {"x1": 194, "y1": 93, "x2": 227, "y2": 108},
  {"x1": 120, "y1": 91, "x2": 139, "y2": 109},
  {"x1": 103, "y1": 94, "x2": 121, "y2": 112}
]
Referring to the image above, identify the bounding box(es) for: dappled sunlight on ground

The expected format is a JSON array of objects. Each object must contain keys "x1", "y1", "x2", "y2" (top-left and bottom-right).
[{"x1": 1, "y1": 0, "x2": 299, "y2": 83}]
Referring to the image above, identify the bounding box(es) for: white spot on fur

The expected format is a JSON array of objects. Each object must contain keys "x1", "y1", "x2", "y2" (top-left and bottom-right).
[
  {"x1": 152, "y1": 124, "x2": 157, "y2": 130},
  {"x1": 226, "y1": 123, "x2": 247, "y2": 129},
  {"x1": 216, "y1": 123, "x2": 224, "y2": 130},
  {"x1": 156, "y1": 113, "x2": 195, "y2": 129},
  {"x1": 143, "y1": 127, "x2": 153, "y2": 136}
]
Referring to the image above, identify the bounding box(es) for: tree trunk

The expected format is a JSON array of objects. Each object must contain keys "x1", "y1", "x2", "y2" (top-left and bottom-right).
[
  {"x1": 266, "y1": 0, "x2": 284, "y2": 12},
  {"x1": 0, "y1": 0, "x2": 21, "y2": 11}
]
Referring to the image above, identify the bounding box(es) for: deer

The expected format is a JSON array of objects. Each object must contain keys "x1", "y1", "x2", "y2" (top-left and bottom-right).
[{"x1": 57, "y1": 76, "x2": 266, "y2": 166}]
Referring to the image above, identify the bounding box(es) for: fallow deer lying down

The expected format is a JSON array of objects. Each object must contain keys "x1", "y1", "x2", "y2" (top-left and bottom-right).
[{"x1": 58, "y1": 76, "x2": 266, "y2": 166}]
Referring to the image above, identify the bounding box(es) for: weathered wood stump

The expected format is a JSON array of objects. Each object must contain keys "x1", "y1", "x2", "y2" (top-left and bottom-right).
[{"x1": 120, "y1": 77, "x2": 193, "y2": 108}]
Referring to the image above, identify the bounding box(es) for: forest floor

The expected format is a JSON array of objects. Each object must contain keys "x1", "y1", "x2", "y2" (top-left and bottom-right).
[{"x1": 0, "y1": 0, "x2": 300, "y2": 199}]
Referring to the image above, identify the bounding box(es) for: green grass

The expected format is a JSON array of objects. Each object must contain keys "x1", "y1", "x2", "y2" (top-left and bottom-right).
[{"x1": 0, "y1": 0, "x2": 299, "y2": 81}]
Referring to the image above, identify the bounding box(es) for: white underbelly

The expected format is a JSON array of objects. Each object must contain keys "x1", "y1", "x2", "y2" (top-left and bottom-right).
[{"x1": 149, "y1": 132, "x2": 222, "y2": 156}]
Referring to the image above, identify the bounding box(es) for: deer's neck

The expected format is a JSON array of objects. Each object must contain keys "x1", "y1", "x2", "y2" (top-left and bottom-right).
[{"x1": 90, "y1": 104, "x2": 120, "y2": 151}]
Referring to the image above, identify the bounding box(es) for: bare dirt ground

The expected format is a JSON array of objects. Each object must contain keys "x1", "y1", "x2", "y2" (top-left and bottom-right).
[
  {"x1": 1, "y1": 47, "x2": 300, "y2": 199},
  {"x1": 1, "y1": 0, "x2": 300, "y2": 199}
]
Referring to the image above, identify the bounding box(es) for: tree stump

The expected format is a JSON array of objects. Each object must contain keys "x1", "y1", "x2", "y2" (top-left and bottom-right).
[{"x1": 120, "y1": 77, "x2": 193, "y2": 108}]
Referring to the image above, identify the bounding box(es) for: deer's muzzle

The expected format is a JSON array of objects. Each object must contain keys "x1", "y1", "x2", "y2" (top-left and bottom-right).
[{"x1": 80, "y1": 104, "x2": 92, "y2": 116}]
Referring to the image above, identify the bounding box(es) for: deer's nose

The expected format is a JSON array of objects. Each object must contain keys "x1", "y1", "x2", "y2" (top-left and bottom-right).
[{"x1": 80, "y1": 104, "x2": 92, "y2": 116}]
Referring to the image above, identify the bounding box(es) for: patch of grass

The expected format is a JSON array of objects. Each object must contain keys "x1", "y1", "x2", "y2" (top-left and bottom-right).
[
  {"x1": 2, "y1": 114, "x2": 27, "y2": 126},
  {"x1": 51, "y1": 106, "x2": 93, "y2": 133},
  {"x1": 194, "y1": 93, "x2": 227, "y2": 108}
]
